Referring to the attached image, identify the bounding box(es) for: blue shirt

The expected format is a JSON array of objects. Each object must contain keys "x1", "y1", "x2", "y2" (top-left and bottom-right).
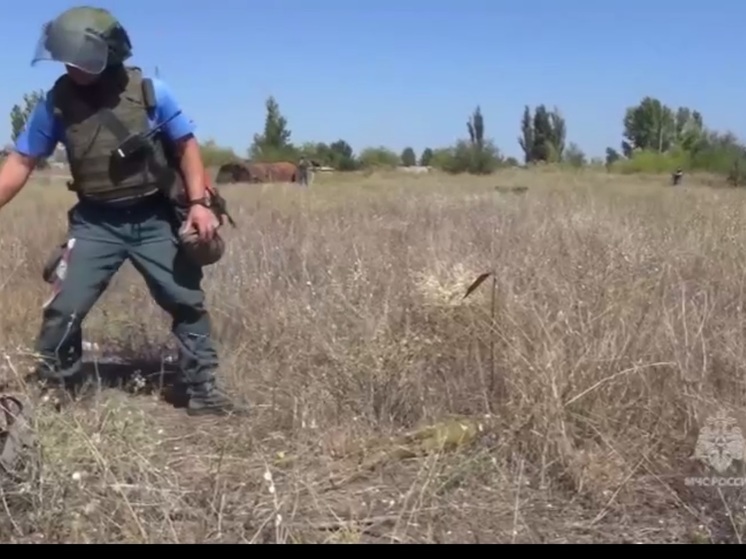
[{"x1": 14, "y1": 77, "x2": 196, "y2": 159}]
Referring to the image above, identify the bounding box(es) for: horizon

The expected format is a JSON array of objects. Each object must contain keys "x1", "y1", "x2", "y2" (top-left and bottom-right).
[{"x1": 1, "y1": 0, "x2": 742, "y2": 160}]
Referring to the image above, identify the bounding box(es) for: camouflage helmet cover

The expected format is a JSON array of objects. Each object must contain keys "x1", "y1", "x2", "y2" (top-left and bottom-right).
[{"x1": 32, "y1": 6, "x2": 132, "y2": 74}]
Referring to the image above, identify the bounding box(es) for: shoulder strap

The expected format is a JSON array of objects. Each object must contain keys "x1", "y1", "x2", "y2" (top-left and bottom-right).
[
  {"x1": 138, "y1": 77, "x2": 180, "y2": 168},
  {"x1": 96, "y1": 66, "x2": 146, "y2": 143},
  {"x1": 50, "y1": 74, "x2": 71, "y2": 120},
  {"x1": 141, "y1": 78, "x2": 156, "y2": 119},
  {"x1": 54, "y1": 66, "x2": 142, "y2": 144}
]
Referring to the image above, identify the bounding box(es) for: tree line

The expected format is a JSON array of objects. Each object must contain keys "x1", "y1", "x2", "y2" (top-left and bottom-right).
[{"x1": 8, "y1": 90, "x2": 746, "y2": 180}]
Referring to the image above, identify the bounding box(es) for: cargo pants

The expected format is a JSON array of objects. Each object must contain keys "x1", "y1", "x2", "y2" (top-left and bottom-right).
[{"x1": 34, "y1": 194, "x2": 219, "y2": 398}]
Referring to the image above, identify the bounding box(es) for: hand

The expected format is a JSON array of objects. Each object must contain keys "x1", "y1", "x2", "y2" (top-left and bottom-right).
[{"x1": 182, "y1": 204, "x2": 218, "y2": 242}]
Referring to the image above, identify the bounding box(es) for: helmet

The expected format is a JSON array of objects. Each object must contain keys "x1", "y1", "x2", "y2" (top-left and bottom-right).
[
  {"x1": 178, "y1": 226, "x2": 226, "y2": 267},
  {"x1": 32, "y1": 6, "x2": 132, "y2": 75}
]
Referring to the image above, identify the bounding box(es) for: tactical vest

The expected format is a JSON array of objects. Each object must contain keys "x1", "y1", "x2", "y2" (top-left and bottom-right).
[{"x1": 51, "y1": 65, "x2": 176, "y2": 203}]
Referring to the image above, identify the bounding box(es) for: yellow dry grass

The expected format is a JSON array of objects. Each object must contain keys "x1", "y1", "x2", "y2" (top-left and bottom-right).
[{"x1": 1, "y1": 167, "x2": 745, "y2": 543}]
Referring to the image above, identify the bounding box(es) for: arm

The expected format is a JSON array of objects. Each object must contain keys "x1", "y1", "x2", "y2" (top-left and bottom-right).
[
  {"x1": 152, "y1": 79, "x2": 206, "y2": 202},
  {"x1": 175, "y1": 137, "x2": 206, "y2": 203},
  {"x1": 0, "y1": 93, "x2": 60, "y2": 209}
]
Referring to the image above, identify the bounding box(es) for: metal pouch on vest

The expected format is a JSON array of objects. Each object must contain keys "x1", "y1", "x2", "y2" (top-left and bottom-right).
[
  {"x1": 111, "y1": 77, "x2": 159, "y2": 162},
  {"x1": 113, "y1": 132, "x2": 152, "y2": 161},
  {"x1": 100, "y1": 79, "x2": 176, "y2": 165}
]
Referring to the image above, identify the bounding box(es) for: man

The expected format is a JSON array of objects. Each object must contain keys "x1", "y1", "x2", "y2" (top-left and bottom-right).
[
  {"x1": 0, "y1": 6, "x2": 245, "y2": 416},
  {"x1": 298, "y1": 156, "x2": 310, "y2": 187},
  {"x1": 671, "y1": 167, "x2": 683, "y2": 186}
]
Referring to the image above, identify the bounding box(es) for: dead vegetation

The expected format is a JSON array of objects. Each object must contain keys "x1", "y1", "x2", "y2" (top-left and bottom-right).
[{"x1": 1, "y1": 167, "x2": 746, "y2": 543}]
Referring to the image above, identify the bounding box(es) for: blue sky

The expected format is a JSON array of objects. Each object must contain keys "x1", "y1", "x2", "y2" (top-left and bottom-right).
[{"x1": 1, "y1": 0, "x2": 742, "y2": 160}]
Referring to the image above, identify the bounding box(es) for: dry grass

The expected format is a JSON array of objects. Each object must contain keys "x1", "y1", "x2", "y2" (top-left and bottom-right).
[{"x1": 1, "y1": 167, "x2": 745, "y2": 543}]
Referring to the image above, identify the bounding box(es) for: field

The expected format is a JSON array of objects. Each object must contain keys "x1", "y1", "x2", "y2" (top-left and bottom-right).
[{"x1": 1, "y1": 167, "x2": 746, "y2": 543}]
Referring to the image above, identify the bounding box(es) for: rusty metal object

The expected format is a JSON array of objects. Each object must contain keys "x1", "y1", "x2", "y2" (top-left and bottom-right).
[
  {"x1": 215, "y1": 161, "x2": 298, "y2": 184},
  {"x1": 215, "y1": 162, "x2": 266, "y2": 184},
  {"x1": 0, "y1": 394, "x2": 36, "y2": 480},
  {"x1": 265, "y1": 161, "x2": 298, "y2": 182}
]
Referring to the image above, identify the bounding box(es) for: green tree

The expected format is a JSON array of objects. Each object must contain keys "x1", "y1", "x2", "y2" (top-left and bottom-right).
[
  {"x1": 518, "y1": 105, "x2": 566, "y2": 163},
  {"x1": 533, "y1": 106, "x2": 552, "y2": 161},
  {"x1": 518, "y1": 106, "x2": 534, "y2": 164},
  {"x1": 611, "y1": 96, "x2": 746, "y2": 178},
  {"x1": 428, "y1": 106, "x2": 502, "y2": 174},
  {"x1": 548, "y1": 108, "x2": 566, "y2": 161},
  {"x1": 248, "y1": 95, "x2": 296, "y2": 162},
  {"x1": 689, "y1": 130, "x2": 746, "y2": 175},
  {"x1": 419, "y1": 147, "x2": 433, "y2": 166},
  {"x1": 428, "y1": 148, "x2": 454, "y2": 170},
  {"x1": 621, "y1": 96, "x2": 676, "y2": 156},
  {"x1": 200, "y1": 139, "x2": 239, "y2": 167},
  {"x1": 605, "y1": 147, "x2": 621, "y2": 167},
  {"x1": 467, "y1": 106, "x2": 484, "y2": 149},
  {"x1": 673, "y1": 107, "x2": 705, "y2": 152},
  {"x1": 328, "y1": 140, "x2": 357, "y2": 170},
  {"x1": 458, "y1": 106, "x2": 501, "y2": 174},
  {"x1": 449, "y1": 138, "x2": 502, "y2": 174},
  {"x1": 357, "y1": 146, "x2": 400, "y2": 168},
  {"x1": 400, "y1": 147, "x2": 416, "y2": 166},
  {"x1": 10, "y1": 89, "x2": 44, "y2": 143},
  {"x1": 563, "y1": 142, "x2": 586, "y2": 167},
  {"x1": 9, "y1": 89, "x2": 48, "y2": 168},
  {"x1": 299, "y1": 139, "x2": 358, "y2": 170}
]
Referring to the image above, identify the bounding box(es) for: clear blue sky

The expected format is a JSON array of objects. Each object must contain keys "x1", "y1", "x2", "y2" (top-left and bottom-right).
[{"x1": 1, "y1": 0, "x2": 742, "y2": 160}]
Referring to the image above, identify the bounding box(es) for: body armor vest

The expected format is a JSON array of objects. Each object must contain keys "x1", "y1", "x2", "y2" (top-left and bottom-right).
[{"x1": 51, "y1": 65, "x2": 174, "y2": 203}]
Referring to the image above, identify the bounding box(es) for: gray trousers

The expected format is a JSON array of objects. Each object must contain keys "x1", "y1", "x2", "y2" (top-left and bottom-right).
[{"x1": 34, "y1": 195, "x2": 219, "y2": 394}]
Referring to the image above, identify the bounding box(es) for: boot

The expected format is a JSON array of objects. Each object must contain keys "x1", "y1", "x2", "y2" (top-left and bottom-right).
[
  {"x1": 29, "y1": 353, "x2": 87, "y2": 412},
  {"x1": 186, "y1": 382, "x2": 249, "y2": 417},
  {"x1": 33, "y1": 378, "x2": 77, "y2": 412}
]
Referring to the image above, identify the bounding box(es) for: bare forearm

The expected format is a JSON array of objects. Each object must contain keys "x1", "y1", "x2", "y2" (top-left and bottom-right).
[
  {"x1": 0, "y1": 152, "x2": 34, "y2": 209},
  {"x1": 177, "y1": 137, "x2": 207, "y2": 202}
]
